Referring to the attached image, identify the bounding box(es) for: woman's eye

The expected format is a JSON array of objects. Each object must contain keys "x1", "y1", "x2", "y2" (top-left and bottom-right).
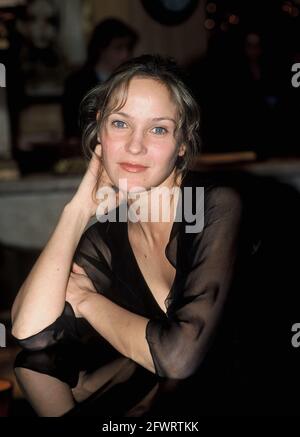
[
  {"x1": 112, "y1": 120, "x2": 127, "y2": 129},
  {"x1": 152, "y1": 127, "x2": 167, "y2": 135}
]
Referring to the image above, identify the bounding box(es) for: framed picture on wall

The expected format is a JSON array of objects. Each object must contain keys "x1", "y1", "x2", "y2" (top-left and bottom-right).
[
  {"x1": 16, "y1": 0, "x2": 87, "y2": 99},
  {"x1": 9, "y1": 0, "x2": 89, "y2": 166}
]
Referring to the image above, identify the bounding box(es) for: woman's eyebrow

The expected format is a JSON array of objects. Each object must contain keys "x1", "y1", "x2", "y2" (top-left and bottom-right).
[
  {"x1": 152, "y1": 117, "x2": 176, "y2": 124},
  {"x1": 111, "y1": 111, "x2": 176, "y2": 124}
]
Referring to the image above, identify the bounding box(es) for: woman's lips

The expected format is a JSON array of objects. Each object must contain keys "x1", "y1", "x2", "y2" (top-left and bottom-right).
[{"x1": 119, "y1": 162, "x2": 148, "y2": 173}]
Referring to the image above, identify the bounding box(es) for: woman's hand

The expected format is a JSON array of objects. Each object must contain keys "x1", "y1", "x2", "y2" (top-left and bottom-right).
[
  {"x1": 66, "y1": 262, "x2": 97, "y2": 318},
  {"x1": 69, "y1": 144, "x2": 119, "y2": 219}
]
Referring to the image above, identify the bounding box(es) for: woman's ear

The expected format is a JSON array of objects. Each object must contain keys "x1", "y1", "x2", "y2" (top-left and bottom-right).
[
  {"x1": 96, "y1": 111, "x2": 102, "y2": 145},
  {"x1": 94, "y1": 144, "x2": 102, "y2": 156},
  {"x1": 178, "y1": 143, "x2": 186, "y2": 157}
]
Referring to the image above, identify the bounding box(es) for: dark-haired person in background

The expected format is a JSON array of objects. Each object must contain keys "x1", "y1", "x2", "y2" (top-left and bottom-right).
[{"x1": 62, "y1": 18, "x2": 138, "y2": 151}]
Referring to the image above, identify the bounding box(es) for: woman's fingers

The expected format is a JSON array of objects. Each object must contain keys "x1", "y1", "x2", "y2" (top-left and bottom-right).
[
  {"x1": 69, "y1": 269, "x2": 97, "y2": 293},
  {"x1": 84, "y1": 144, "x2": 102, "y2": 182},
  {"x1": 71, "y1": 143, "x2": 120, "y2": 218},
  {"x1": 72, "y1": 262, "x2": 87, "y2": 275}
]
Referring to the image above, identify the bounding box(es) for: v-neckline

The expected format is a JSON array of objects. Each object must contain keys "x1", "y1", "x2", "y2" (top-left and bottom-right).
[
  {"x1": 124, "y1": 171, "x2": 189, "y2": 315},
  {"x1": 126, "y1": 219, "x2": 177, "y2": 316},
  {"x1": 109, "y1": 171, "x2": 192, "y2": 315}
]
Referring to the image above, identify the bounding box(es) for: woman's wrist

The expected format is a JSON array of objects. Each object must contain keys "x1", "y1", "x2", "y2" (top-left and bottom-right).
[
  {"x1": 64, "y1": 199, "x2": 92, "y2": 227},
  {"x1": 77, "y1": 292, "x2": 101, "y2": 318}
]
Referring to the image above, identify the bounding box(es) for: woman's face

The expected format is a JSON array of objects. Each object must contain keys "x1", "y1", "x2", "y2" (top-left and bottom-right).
[{"x1": 99, "y1": 77, "x2": 185, "y2": 193}]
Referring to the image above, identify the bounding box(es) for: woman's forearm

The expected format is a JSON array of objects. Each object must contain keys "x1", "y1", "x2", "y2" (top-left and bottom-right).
[
  {"x1": 11, "y1": 201, "x2": 90, "y2": 340},
  {"x1": 78, "y1": 293, "x2": 156, "y2": 374}
]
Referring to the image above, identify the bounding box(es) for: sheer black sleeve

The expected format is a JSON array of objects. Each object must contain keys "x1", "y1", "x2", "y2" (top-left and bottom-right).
[
  {"x1": 13, "y1": 223, "x2": 113, "y2": 351},
  {"x1": 145, "y1": 185, "x2": 243, "y2": 379}
]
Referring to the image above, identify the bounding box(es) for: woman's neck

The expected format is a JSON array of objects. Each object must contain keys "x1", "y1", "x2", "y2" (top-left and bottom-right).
[{"x1": 126, "y1": 171, "x2": 182, "y2": 248}]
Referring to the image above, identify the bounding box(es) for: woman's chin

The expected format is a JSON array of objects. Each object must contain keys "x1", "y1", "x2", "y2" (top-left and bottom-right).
[
  {"x1": 114, "y1": 176, "x2": 150, "y2": 194},
  {"x1": 119, "y1": 183, "x2": 150, "y2": 195}
]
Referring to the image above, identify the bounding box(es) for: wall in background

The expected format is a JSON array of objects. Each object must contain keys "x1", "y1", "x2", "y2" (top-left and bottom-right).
[{"x1": 90, "y1": 0, "x2": 207, "y2": 65}]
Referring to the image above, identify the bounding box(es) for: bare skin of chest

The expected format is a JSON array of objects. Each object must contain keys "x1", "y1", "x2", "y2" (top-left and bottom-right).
[{"x1": 128, "y1": 230, "x2": 176, "y2": 314}]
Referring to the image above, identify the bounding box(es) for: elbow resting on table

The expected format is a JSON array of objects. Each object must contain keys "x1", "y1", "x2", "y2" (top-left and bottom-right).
[
  {"x1": 11, "y1": 326, "x2": 23, "y2": 342},
  {"x1": 11, "y1": 322, "x2": 37, "y2": 346},
  {"x1": 11, "y1": 323, "x2": 29, "y2": 343},
  {"x1": 161, "y1": 359, "x2": 201, "y2": 380},
  {"x1": 11, "y1": 325, "x2": 57, "y2": 352},
  {"x1": 153, "y1": 344, "x2": 205, "y2": 380},
  {"x1": 147, "y1": 320, "x2": 206, "y2": 380}
]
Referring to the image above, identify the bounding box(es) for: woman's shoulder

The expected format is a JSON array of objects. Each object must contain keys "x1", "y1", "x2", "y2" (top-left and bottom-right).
[
  {"x1": 81, "y1": 212, "x2": 127, "y2": 252},
  {"x1": 81, "y1": 219, "x2": 110, "y2": 242},
  {"x1": 182, "y1": 170, "x2": 243, "y2": 206},
  {"x1": 74, "y1": 219, "x2": 114, "y2": 267},
  {"x1": 76, "y1": 219, "x2": 113, "y2": 259}
]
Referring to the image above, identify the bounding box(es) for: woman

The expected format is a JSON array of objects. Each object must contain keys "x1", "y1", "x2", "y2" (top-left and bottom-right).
[{"x1": 11, "y1": 55, "x2": 242, "y2": 379}]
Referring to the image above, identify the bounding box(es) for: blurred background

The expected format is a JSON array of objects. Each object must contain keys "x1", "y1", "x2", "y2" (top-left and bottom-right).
[{"x1": 1, "y1": 0, "x2": 300, "y2": 416}]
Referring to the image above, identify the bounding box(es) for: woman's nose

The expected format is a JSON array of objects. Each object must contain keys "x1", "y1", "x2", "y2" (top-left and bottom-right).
[{"x1": 125, "y1": 130, "x2": 146, "y2": 155}]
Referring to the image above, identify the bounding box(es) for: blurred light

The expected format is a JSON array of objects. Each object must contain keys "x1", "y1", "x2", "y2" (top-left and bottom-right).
[
  {"x1": 0, "y1": 12, "x2": 15, "y2": 21},
  {"x1": 206, "y1": 2, "x2": 217, "y2": 14},
  {"x1": 292, "y1": 6, "x2": 299, "y2": 16},
  {"x1": 282, "y1": 1, "x2": 293, "y2": 14},
  {"x1": 228, "y1": 14, "x2": 240, "y2": 25},
  {"x1": 247, "y1": 33, "x2": 260, "y2": 44},
  {"x1": 204, "y1": 18, "x2": 215, "y2": 30},
  {"x1": 220, "y1": 22, "x2": 229, "y2": 32}
]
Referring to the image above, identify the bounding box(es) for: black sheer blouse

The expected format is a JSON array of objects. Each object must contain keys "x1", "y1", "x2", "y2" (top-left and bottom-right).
[{"x1": 13, "y1": 170, "x2": 243, "y2": 379}]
